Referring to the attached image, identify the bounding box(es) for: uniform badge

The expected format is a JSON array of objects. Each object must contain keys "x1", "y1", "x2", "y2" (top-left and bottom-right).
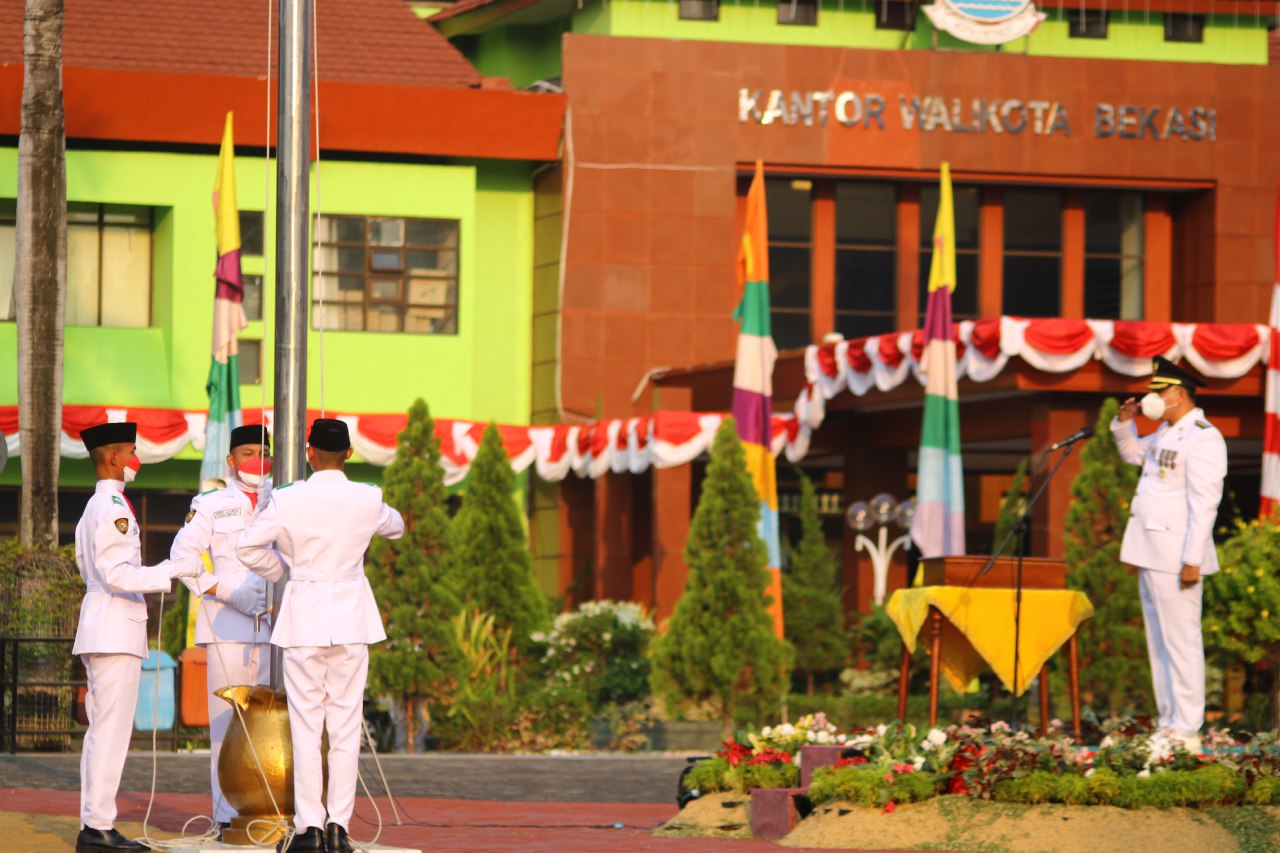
[
  {"x1": 114, "y1": 518, "x2": 130, "y2": 535},
  {"x1": 112, "y1": 495, "x2": 124, "y2": 506},
  {"x1": 185, "y1": 509, "x2": 197, "y2": 524}
]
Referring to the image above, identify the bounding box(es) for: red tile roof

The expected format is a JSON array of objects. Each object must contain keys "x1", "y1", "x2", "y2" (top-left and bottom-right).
[
  {"x1": 430, "y1": 0, "x2": 508, "y2": 23},
  {"x1": 0, "y1": 0, "x2": 481, "y2": 88}
]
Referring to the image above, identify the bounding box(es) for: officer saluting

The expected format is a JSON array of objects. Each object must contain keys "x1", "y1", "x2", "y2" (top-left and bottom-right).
[
  {"x1": 236, "y1": 418, "x2": 404, "y2": 853},
  {"x1": 1112, "y1": 356, "x2": 1227, "y2": 754},
  {"x1": 168, "y1": 424, "x2": 273, "y2": 835},
  {"x1": 73, "y1": 423, "x2": 202, "y2": 853}
]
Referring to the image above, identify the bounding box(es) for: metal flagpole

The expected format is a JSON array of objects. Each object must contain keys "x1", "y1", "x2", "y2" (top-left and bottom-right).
[{"x1": 270, "y1": 0, "x2": 312, "y2": 690}]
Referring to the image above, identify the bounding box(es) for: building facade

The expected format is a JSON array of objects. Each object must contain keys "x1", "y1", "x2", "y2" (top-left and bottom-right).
[
  {"x1": 431, "y1": 0, "x2": 1280, "y2": 615},
  {"x1": 0, "y1": 0, "x2": 563, "y2": 562}
]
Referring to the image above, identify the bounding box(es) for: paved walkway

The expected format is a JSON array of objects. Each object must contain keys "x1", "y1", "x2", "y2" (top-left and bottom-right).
[{"x1": 0, "y1": 752, "x2": 695, "y2": 803}]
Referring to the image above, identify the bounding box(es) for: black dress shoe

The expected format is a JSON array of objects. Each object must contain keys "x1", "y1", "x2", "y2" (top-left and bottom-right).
[
  {"x1": 276, "y1": 826, "x2": 327, "y2": 852},
  {"x1": 76, "y1": 827, "x2": 150, "y2": 852},
  {"x1": 326, "y1": 823, "x2": 352, "y2": 853}
]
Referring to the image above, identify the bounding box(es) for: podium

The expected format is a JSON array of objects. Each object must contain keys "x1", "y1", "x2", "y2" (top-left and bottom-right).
[{"x1": 893, "y1": 556, "x2": 1086, "y2": 741}]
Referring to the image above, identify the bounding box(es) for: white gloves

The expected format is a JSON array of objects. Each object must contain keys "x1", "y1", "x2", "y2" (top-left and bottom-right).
[{"x1": 215, "y1": 573, "x2": 269, "y2": 617}]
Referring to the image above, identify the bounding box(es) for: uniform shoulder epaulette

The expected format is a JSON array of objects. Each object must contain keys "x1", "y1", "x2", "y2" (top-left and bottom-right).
[
  {"x1": 200, "y1": 488, "x2": 218, "y2": 496},
  {"x1": 275, "y1": 482, "x2": 295, "y2": 490},
  {"x1": 1196, "y1": 420, "x2": 1212, "y2": 429}
]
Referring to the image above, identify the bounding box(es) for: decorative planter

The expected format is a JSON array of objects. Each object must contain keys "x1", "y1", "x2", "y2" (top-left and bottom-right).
[
  {"x1": 799, "y1": 744, "x2": 854, "y2": 788},
  {"x1": 749, "y1": 787, "x2": 808, "y2": 840}
]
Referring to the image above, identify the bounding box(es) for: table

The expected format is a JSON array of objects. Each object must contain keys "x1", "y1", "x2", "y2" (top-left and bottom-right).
[{"x1": 885, "y1": 586, "x2": 1094, "y2": 740}]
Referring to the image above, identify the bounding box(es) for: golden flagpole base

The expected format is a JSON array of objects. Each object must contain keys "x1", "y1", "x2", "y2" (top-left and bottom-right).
[{"x1": 222, "y1": 814, "x2": 292, "y2": 846}]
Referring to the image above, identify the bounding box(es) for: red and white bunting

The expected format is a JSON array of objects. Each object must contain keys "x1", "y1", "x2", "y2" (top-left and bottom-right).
[
  {"x1": 1263, "y1": 286, "x2": 1280, "y2": 518},
  {"x1": 806, "y1": 317, "x2": 1268, "y2": 402},
  {"x1": 2, "y1": 317, "x2": 1267, "y2": 484},
  {"x1": 0, "y1": 397, "x2": 823, "y2": 484}
]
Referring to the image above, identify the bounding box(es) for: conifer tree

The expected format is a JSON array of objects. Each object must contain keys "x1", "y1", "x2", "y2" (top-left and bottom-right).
[
  {"x1": 449, "y1": 423, "x2": 550, "y2": 657},
  {"x1": 992, "y1": 456, "x2": 1029, "y2": 557},
  {"x1": 365, "y1": 399, "x2": 460, "y2": 751},
  {"x1": 1061, "y1": 398, "x2": 1149, "y2": 713},
  {"x1": 650, "y1": 418, "x2": 792, "y2": 732},
  {"x1": 783, "y1": 472, "x2": 849, "y2": 695}
]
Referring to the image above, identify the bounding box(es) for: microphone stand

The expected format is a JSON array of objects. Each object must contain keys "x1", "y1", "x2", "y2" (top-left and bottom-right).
[{"x1": 979, "y1": 439, "x2": 1079, "y2": 732}]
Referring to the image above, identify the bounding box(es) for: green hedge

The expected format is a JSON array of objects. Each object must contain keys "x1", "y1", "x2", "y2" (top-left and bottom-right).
[
  {"x1": 993, "y1": 766, "x2": 1245, "y2": 809},
  {"x1": 807, "y1": 766, "x2": 939, "y2": 807},
  {"x1": 680, "y1": 755, "x2": 800, "y2": 795}
]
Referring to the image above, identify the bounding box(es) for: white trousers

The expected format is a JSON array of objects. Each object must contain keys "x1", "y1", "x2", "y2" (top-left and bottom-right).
[
  {"x1": 1139, "y1": 569, "x2": 1205, "y2": 736},
  {"x1": 80, "y1": 653, "x2": 142, "y2": 830},
  {"x1": 282, "y1": 644, "x2": 369, "y2": 832},
  {"x1": 204, "y1": 642, "x2": 271, "y2": 823}
]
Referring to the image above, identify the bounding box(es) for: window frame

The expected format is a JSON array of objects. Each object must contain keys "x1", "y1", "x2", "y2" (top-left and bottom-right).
[
  {"x1": 1164, "y1": 12, "x2": 1205, "y2": 43},
  {"x1": 67, "y1": 202, "x2": 155, "y2": 329},
  {"x1": 777, "y1": 0, "x2": 818, "y2": 26},
  {"x1": 1066, "y1": 8, "x2": 1108, "y2": 38},
  {"x1": 678, "y1": 0, "x2": 719, "y2": 21},
  {"x1": 311, "y1": 214, "x2": 461, "y2": 336}
]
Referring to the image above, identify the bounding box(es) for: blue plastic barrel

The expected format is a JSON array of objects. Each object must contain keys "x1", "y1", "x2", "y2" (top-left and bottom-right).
[{"x1": 135, "y1": 649, "x2": 177, "y2": 732}]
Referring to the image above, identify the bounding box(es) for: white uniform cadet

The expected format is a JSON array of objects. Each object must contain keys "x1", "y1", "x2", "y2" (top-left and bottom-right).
[
  {"x1": 1113, "y1": 401, "x2": 1226, "y2": 740},
  {"x1": 72, "y1": 422, "x2": 200, "y2": 852},
  {"x1": 169, "y1": 479, "x2": 272, "y2": 825},
  {"x1": 236, "y1": 466, "x2": 404, "y2": 837}
]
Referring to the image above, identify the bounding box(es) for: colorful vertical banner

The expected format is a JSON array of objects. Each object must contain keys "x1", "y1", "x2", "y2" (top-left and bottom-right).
[
  {"x1": 733, "y1": 161, "x2": 784, "y2": 638},
  {"x1": 201, "y1": 111, "x2": 248, "y2": 486},
  {"x1": 909, "y1": 161, "x2": 966, "y2": 558},
  {"x1": 1261, "y1": 192, "x2": 1280, "y2": 518}
]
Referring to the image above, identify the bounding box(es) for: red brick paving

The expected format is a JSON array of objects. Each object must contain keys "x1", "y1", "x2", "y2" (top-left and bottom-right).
[{"x1": 2, "y1": 789, "x2": 837, "y2": 852}]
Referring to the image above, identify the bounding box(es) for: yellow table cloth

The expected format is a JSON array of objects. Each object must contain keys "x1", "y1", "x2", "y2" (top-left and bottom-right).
[{"x1": 884, "y1": 586, "x2": 1094, "y2": 697}]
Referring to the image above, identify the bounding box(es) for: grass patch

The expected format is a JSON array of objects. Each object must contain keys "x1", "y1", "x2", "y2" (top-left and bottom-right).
[{"x1": 1207, "y1": 806, "x2": 1280, "y2": 853}]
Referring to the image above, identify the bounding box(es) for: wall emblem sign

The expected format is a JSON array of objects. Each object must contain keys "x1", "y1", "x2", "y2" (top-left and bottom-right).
[{"x1": 923, "y1": 0, "x2": 1046, "y2": 45}]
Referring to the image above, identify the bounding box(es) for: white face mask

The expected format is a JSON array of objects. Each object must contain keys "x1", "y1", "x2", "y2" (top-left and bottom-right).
[
  {"x1": 1140, "y1": 392, "x2": 1167, "y2": 421},
  {"x1": 122, "y1": 458, "x2": 140, "y2": 485}
]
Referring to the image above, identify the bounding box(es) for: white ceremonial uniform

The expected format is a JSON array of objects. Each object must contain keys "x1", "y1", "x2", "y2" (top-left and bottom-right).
[
  {"x1": 169, "y1": 480, "x2": 273, "y2": 824},
  {"x1": 73, "y1": 479, "x2": 175, "y2": 831},
  {"x1": 1112, "y1": 407, "x2": 1227, "y2": 737},
  {"x1": 236, "y1": 470, "x2": 404, "y2": 832}
]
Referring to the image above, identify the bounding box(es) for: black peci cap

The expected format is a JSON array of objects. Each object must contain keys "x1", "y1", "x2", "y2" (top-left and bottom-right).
[
  {"x1": 82, "y1": 422, "x2": 137, "y2": 453},
  {"x1": 230, "y1": 424, "x2": 271, "y2": 451},
  {"x1": 307, "y1": 418, "x2": 350, "y2": 452},
  {"x1": 1147, "y1": 355, "x2": 1206, "y2": 392}
]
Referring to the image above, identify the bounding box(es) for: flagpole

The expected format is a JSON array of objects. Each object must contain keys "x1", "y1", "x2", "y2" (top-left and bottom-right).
[{"x1": 270, "y1": 0, "x2": 312, "y2": 690}]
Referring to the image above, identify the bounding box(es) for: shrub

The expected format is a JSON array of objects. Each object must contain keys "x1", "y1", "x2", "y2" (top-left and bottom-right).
[
  {"x1": 783, "y1": 472, "x2": 849, "y2": 692},
  {"x1": 682, "y1": 755, "x2": 732, "y2": 794},
  {"x1": 533, "y1": 600, "x2": 655, "y2": 714},
  {"x1": 807, "y1": 765, "x2": 938, "y2": 807}
]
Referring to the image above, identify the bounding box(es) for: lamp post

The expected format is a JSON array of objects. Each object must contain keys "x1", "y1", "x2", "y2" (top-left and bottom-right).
[{"x1": 846, "y1": 492, "x2": 913, "y2": 606}]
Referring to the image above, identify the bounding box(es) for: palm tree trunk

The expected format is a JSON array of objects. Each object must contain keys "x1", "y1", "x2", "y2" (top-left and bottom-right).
[{"x1": 15, "y1": 0, "x2": 65, "y2": 550}]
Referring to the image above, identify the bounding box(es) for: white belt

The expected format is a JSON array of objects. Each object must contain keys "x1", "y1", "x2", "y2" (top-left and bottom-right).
[{"x1": 287, "y1": 569, "x2": 364, "y2": 582}]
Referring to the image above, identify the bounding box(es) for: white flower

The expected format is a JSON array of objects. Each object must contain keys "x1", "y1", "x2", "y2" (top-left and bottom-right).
[
  {"x1": 912, "y1": 756, "x2": 925, "y2": 770},
  {"x1": 1099, "y1": 736, "x2": 1114, "y2": 749},
  {"x1": 1137, "y1": 769, "x2": 1151, "y2": 778},
  {"x1": 926, "y1": 729, "x2": 947, "y2": 748},
  {"x1": 530, "y1": 632, "x2": 547, "y2": 643},
  {"x1": 1085, "y1": 768, "x2": 1096, "y2": 778},
  {"x1": 875, "y1": 724, "x2": 889, "y2": 737}
]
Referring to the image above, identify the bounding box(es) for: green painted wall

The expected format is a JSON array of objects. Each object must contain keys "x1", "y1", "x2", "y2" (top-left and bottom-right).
[
  {"x1": 0, "y1": 147, "x2": 536, "y2": 488},
  {"x1": 471, "y1": 23, "x2": 566, "y2": 88},
  {"x1": 462, "y1": 3, "x2": 1265, "y2": 88}
]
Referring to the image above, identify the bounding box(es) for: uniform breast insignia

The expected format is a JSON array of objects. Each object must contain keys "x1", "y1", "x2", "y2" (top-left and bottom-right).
[
  {"x1": 213, "y1": 507, "x2": 242, "y2": 520},
  {"x1": 185, "y1": 509, "x2": 197, "y2": 524},
  {"x1": 114, "y1": 518, "x2": 130, "y2": 535}
]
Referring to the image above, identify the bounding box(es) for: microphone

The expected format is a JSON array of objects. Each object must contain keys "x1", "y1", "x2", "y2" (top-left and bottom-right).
[{"x1": 1047, "y1": 426, "x2": 1095, "y2": 452}]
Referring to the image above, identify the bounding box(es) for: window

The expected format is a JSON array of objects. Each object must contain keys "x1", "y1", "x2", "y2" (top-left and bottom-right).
[
  {"x1": 1165, "y1": 13, "x2": 1205, "y2": 43},
  {"x1": 239, "y1": 211, "x2": 264, "y2": 257},
  {"x1": 678, "y1": 0, "x2": 718, "y2": 20},
  {"x1": 778, "y1": 0, "x2": 817, "y2": 25},
  {"x1": 1084, "y1": 192, "x2": 1144, "y2": 320},
  {"x1": 875, "y1": 0, "x2": 918, "y2": 30},
  {"x1": 67, "y1": 203, "x2": 153, "y2": 328},
  {"x1": 238, "y1": 339, "x2": 263, "y2": 385},
  {"x1": 312, "y1": 215, "x2": 460, "y2": 334},
  {"x1": 1067, "y1": 9, "x2": 1107, "y2": 38},
  {"x1": 1002, "y1": 189, "x2": 1062, "y2": 318},
  {"x1": 0, "y1": 200, "x2": 14, "y2": 320},
  {"x1": 835, "y1": 182, "x2": 897, "y2": 339},
  {"x1": 919, "y1": 185, "x2": 979, "y2": 324},
  {"x1": 766, "y1": 178, "x2": 812, "y2": 350},
  {"x1": 243, "y1": 274, "x2": 264, "y2": 322}
]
